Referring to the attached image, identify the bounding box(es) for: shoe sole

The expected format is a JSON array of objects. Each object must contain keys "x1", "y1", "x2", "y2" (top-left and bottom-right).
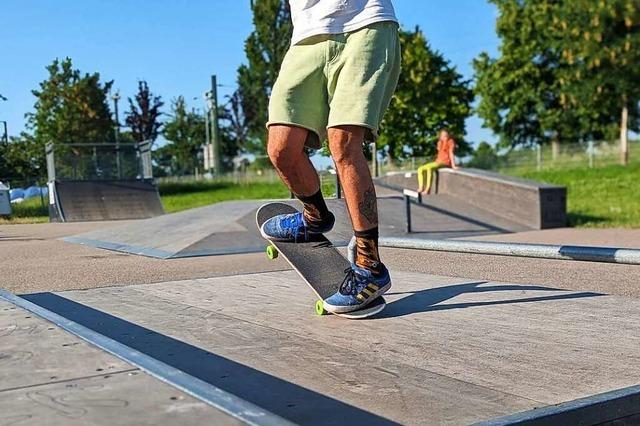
[{"x1": 323, "y1": 281, "x2": 392, "y2": 314}]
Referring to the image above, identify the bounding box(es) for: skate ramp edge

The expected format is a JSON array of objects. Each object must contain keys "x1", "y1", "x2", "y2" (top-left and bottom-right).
[{"x1": 49, "y1": 179, "x2": 164, "y2": 222}]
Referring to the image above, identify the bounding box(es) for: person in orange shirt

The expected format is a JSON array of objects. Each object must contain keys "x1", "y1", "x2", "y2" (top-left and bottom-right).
[{"x1": 417, "y1": 129, "x2": 458, "y2": 194}]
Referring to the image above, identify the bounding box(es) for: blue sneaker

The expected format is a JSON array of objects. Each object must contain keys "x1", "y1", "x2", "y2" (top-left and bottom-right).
[
  {"x1": 260, "y1": 211, "x2": 334, "y2": 242},
  {"x1": 324, "y1": 264, "x2": 391, "y2": 314}
]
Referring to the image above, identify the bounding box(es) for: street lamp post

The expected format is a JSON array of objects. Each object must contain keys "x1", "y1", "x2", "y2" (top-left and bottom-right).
[
  {"x1": 0, "y1": 121, "x2": 7, "y2": 143},
  {"x1": 203, "y1": 93, "x2": 212, "y2": 175},
  {"x1": 205, "y1": 75, "x2": 221, "y2": 176},
  {"x1": 111, "y1": 91, "x2": 122, "y2": 178}
]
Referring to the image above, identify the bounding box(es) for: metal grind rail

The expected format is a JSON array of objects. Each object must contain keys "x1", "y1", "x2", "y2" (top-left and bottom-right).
[{"x1": 379, "y1": 237, "x2": 640, "y2": 265}]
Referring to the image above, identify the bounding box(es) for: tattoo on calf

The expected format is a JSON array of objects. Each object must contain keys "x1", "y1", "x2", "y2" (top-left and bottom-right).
[{"x1": 359, "y1": 188, "x2": 378, "y2": 225}]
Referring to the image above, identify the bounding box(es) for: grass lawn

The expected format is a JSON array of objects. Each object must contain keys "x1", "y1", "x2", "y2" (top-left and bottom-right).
[
  {"x1": 159, "y1": 181, "x2": 291, "y2": 213},
  {"x1": 0, "y1": 197, "x2": 49, "y2": 224},
  {"x1": 159, "y1": 177, "x2": 338, "y2": 213},
  {"x1": 509, "y1": 163, "x2": 640, "y2": 228}
]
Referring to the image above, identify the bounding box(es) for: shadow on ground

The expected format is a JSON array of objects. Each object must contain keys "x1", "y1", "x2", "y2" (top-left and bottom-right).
[
  {"x1": 20, "y1": 292, "x2": 397, "y2": 426},
  {"x1": 379, "y1": 281, "x2": 602, "y2": 319}
]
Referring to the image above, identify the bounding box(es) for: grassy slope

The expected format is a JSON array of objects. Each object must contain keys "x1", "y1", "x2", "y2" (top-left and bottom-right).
[
  {"x1": 511, "y1": 164, "x2": 640, "y2": 228},
  {"x1": 159, "y1": 181, "x2": 291, "y2": 213},
  {"x1": 159, "y1": 178, "x2": 338, "y2": 213}
]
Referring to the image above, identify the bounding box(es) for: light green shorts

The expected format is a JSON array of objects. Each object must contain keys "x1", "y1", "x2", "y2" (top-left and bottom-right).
[{"x1": 268, "y1": 21, "x2": 401, "y2": 149}]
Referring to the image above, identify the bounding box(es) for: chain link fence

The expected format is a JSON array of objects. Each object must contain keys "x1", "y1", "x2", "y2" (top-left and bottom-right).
[
  {"x1": 369, "y1": 139, "x2": 638, "y2": 175},
  {"x1": 494, "y1": 140, "x2": 639, "y2": 173}
]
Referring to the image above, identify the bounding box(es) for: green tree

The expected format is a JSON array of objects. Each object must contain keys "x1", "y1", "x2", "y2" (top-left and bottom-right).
[
  {"x1": 28, "y1": 58, "x2": 114, "y2": 146},
  {"x1": 0, "y1": 133, "x2": 46, "y2": 182},
  {"x1": 125, "y1": 80, "x2": 164, "y2": 143},
  {"x1": 552, "y1": 0, "x2": 640, "y2": 165},
  {"x1": 158, "y1": 97, "x2": 205, "y2": 176},
  {"x1": 236, "y1": 0, "x2": 292, "y2": 152},
  {"x1": 473, "y1": 1, "x2": 583, "y2": 153},
  {"x1": 466, "y1": 141, "x2": 499, "y2": 170},
  {"x1": 379, "y1": 27, "x2": 473, "y2": 160},
  {"x1": 219, "y1": 91, "x2": 252, "y2": 153}
]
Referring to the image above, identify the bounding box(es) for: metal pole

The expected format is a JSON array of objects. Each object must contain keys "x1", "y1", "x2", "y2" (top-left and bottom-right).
[
  {"x1": 203, "y1": 102, "x2": 212, "y2": 174},
  {"x1": 372, "y1": 142, "x2": 378, "y2": 177},
  {"x1": 379, "y1": 237, "x2": 640, "y2": 265},
  {"x1": 620, "y1": 96, "x2": 629, "y2": 166},
  {"x1": 404, "y1": 194, "x2": 412, "y2": 233},
  {"x1": 0, "y1": 121, "x2": 7, "y2": 143},
  {"x1": 536, "y1": 143, "x2": 542, "y2": 171},
  {"x1": 588, "y1": 140, "x2": 594, "y2": 168},
  {"x1": 112, "y1": 92, "x2": 122, "y2": 179},
  {"x1": 210, "y1": 75, "x2": 221, "y2": 176}
]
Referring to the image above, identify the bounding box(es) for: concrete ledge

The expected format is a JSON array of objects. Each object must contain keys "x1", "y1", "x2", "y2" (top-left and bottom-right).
[{"x1": 376, "y1": 168, "x2": 567, "y2": 229}]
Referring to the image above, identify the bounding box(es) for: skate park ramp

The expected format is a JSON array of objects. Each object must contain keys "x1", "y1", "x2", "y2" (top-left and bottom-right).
[
  {"x1": 63, "y1": 195, "x2": 528, "y2": 259},
  {"x1": 5, "y1": 270, "x2": 640, "y2": 424},
  {"x1": 49, "y1": 180, "x2": 164, "y2": 222}
]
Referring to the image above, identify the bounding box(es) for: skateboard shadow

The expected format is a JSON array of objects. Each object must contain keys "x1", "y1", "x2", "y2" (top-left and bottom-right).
[
  {"x1": 21, "y1": 292, "x2": 399, "y2": 426},
  {"x1": 377, "y1": 281, "x2": 603, "y2": 319}
]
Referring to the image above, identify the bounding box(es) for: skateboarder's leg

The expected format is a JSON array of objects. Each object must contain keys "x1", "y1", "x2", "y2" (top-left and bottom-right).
[
  {"x1": 320, "y1": 125, "x2": 391, "y2": 313},
  {"x1": 262, "y1": 125, "x2": 335, "y2": 241},
  {"x1": 267, "y1": 125, "x2": 319, "y2": 197},
  {"x1": 327, "y1": 125, "x2": 383, "y2": 273},
  {"x1": 320, "y1": 22, "x2": 400, "y2": 313}
]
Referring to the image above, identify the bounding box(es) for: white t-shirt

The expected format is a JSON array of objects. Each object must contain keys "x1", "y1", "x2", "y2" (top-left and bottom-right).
[{"x1": 289, "y1": 0, "x2": 398, "y2": 45}]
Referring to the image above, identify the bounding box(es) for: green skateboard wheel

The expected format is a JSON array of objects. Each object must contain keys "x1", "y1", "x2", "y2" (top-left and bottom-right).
[
  {"x1": 315, "y1": 299, "x2": 326, "y2": 316},
  {"x1": 266, "y1": 245, "x2": 278, "y2": 260}
]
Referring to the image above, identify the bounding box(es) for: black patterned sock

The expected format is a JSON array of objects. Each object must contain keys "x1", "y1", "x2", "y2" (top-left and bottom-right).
[
  {"x1": 296, "y1": 189, "x2": 331, "y2": 230},
  {"x1": 354, "y1": 227, "x2": 383, "y2": 275}
]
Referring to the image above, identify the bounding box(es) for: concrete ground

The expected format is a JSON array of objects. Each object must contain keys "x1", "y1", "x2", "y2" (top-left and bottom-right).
[
  {"x1": 1, "y1": 217, "x2": 639, "y2": 424},
  {"x1": 0, "y1": 300, "x2": 241, "y2": 426},
  {"x1": 62, "y1": 196, "x2": 526, "y2": 260},
  {"x1": 465, "y1": 227, "x2": 640, "y2": 249},
  {"x1": 1, "y1": 222, "x2": 638, "y2": 297}
]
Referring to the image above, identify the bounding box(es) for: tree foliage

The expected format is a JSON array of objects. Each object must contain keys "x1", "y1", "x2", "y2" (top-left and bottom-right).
[
  {"x1": 125, "y1": 80, "x2": 164, "y2": 143},
  {"x1": 158, "y1": 97, "x2": 206, "y2": 176},
  {"x1": 475, "y1": 0, "x2": 639, "y2": 149},
  {"x1": 0, "y1": 133, "x2": 45, "y2": 181},
  {"x1": 219, "y1": 91, "x2": 253, "y2": 153},
  {"x1": 466, "y1": 141, "x2": 500, "y2": 170},
  {"x1": 379, "y1": 27, "x2": 474, "y2": 160},
  {"x1": 28, "y1": 58, "x2": 114, "y2": 146},
  {"x1": 236, "y1": 0, "x2": 292, "y2": 151},
  {"x1": 552, "y1": 0, "x2": 640, "y2": 140},
  {"x1": 474, "y1": 1, "x2": 579, "y2": 148}
]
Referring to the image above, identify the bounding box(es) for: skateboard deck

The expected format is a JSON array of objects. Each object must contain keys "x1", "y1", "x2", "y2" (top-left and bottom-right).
[{"x1": 256, "y1": 202, "x2": 385, "y2": 319}]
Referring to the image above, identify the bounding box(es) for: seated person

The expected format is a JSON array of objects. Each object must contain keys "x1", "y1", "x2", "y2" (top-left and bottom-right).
[{"x1": 417, "y1": 129, "x2": 458, "y2": 194}]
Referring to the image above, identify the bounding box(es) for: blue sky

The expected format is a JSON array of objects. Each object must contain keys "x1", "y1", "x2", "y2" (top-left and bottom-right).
[{"x1": 0, "y1": 0, "x2": 499, "y2": 147}]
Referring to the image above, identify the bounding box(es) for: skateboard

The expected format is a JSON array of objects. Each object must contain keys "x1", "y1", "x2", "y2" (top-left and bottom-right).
[{"x1": 256, "y1": 202, "x2": 386, "y2": 319}]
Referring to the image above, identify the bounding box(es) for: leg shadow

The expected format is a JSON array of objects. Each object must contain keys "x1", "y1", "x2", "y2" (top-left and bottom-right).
[{"x1": 379, "y1": 281, "x2": 603, "y2": 319}]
